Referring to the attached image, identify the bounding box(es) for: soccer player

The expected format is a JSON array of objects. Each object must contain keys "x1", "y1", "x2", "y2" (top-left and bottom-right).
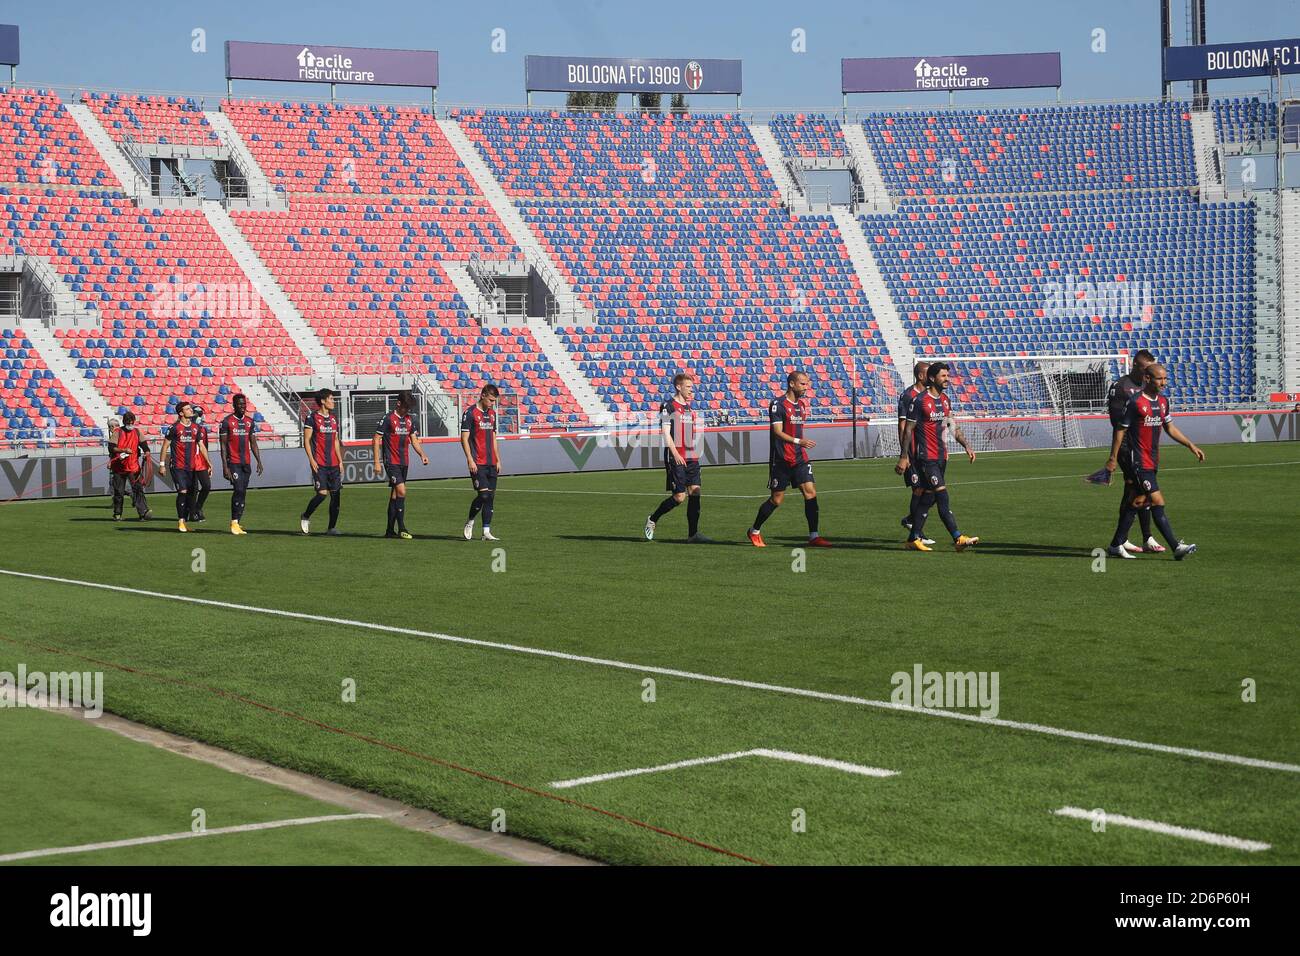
[
  {"x1": 1100, "y1": 349, "x2": 1163, "y2": 554},
  {"x1": 158, "y1": 401, "x2": 209, "y2": 532},
  {"x1": 373, "y1": 392, "x2": 429, "y2": 539},
  {"x1": 188, "y1": 405, "x2": 212, "y2": 523},
  {"x1": 462, "y1": 384, "x2": 502, "y2": 541},
  {"x1": 645, "y1": 372, "x2": 711, "y2": 543},
  {"x1": 897, "y1": 360, "x2": 934, "y2": 545},
  {"x1": 1104, "y1": 363, "x2": 1203, "y2": 561},
  {"x1": 300, "y1": 388, "x2": 344, "y2": 536},
  {"x1": 747, "y1": 371, "x2": 831, "y2": 548},
  {"x1": 219, "y1": 393, "x2": 263, "y2": 535},
  {"x1": 896, "y1": 362, "x2": 979, "y2": 552},
  {"x1": 106, "y1": 412, "x2": 151, "y2": 520}
]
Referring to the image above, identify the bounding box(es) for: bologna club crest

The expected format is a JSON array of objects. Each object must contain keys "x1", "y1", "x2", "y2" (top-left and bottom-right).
[{"x1": 685, "y1": 61, "x2": 703, "y2": 91}]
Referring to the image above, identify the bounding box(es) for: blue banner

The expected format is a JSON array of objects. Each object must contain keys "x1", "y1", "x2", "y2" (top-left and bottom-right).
[
  {"x1": 0, "y1": 24, "x2": 18, "y2": 66},
  {"x1": 225, "y1": 41, "x2": 438, "y2": 88},
  {"x1": 525, "y1": 55, "x2": 741, "y2": 95},
  {"x1": 1163, "y1": 38, "x2": 1300, "y2": 82},
  {"x1": 842, "y1": 52, "x2": 1060, "y2": 94}
]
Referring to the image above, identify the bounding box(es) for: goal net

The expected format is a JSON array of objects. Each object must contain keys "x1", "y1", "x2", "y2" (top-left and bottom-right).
[{"x1": 871, "y1": 353, "x2": 1129, "y2": 457}]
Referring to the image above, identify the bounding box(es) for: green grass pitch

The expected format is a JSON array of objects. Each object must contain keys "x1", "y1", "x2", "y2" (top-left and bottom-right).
[{"x1": 0, "y1": 441, "x2": 1296, "y2": 865}]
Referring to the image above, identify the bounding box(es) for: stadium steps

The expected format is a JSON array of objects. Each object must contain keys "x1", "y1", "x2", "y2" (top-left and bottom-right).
[
  {"x1": 1282, "y1": 190, "x2": 1300, "y2": 390},
  {"x1": 441, "y1": 260, "x2": 497, "y2": 321},
  {"x1": 203, "y1": 109, "x2": 286, "y2": 209},
  {"x1": 200, "y1": 201, "x2": 338, "y2": 379},
  {"x1": 526, "y1": 318, "x2": 614, "y2": 426},
  {"x1": 231, "y1": 376, "x2": 302, "y2": 440},
  {"x1": 18, "y1": 318, "x2": 115, "y2": 426},
  {"x1": 748, "y1": 124, "x2": 805, "y2": 206},
  {"x1": 830, "y1": 207, "x2": 914, "y2": 382},
  {"x1": 63, "y1": 101, "x2": 146, "y2": 195},
  {"x1": 841, "y1": 124, "x2": 896, "y2": 213},
  {"x1": 438, "y1": 117, "x2": 597, "y2": 325},
  {"x1": 1190, "y1": 110, "x2": 1226, "y2": 203}
]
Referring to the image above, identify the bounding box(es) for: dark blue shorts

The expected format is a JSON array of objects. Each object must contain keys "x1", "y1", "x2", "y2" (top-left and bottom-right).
[
  {"x1": 665, "y1": 458, "x2": 702, "y2": 493},
  {"x1": 384, "y1": 464, "x2": 408, "y2": 487},
  {"x1": 769, "y1": 460, "x2": 814, "y2": 492},
  {"x1": 911, "y1": 459, "x2": 947, "y2": 490},
  {"x1": 902, "y1": 462, "x2": 919, "y2": 489},
  {"x1": 1117, "y1": 446, "x2": 1137, "y2": 484},
  {"x1": 471, "y1": 465, "x2": 498, "y2": 492},
  {"x1": 170, "y1": 468, "x2": 193, "y2": 492},
  {"x1": 314, "y1": 466, "x2": 342, "y2": 493},
  {"x1": 1134, "y1": 469, "x2": 1160, "y2": 495}
]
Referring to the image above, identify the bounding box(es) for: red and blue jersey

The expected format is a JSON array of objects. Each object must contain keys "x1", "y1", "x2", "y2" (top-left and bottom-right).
[
  {"x1": 219, "y1": 413, "x2": 258, "y2": 466},
  {"x1": 1122, "y1": 391, "x2": 1171, "y2": 470},
  {"x1": 193, "y1": 423, "x2": 211, "y2": 471},
  {"x1": 305, "y1": 410, "x2": 340, "y2": 467},
  {"x1": 461, "y1": 404, "x2": 497, "y2": 467},
  {"x1": 1107, "y1": 373, "x2": 1145, "y2": 429},
  {"x1": 907, "y1": 390, "x2": 951, "y2": 462},
  {"x1": 376, "y1": 410, "x2": 419, "y2": 467},
  {"x1": 897, "y1": 383, "x2": 925, "y2": 456},
  {"x1": 769, "y1": 395, "x2": 810, "y2": 467},
  {"x1": 659, "y1": 397, "x2": 699, "y2": 463},
  {"x1": 166, "y1": 421, "x2": 202, "y2": 471}
]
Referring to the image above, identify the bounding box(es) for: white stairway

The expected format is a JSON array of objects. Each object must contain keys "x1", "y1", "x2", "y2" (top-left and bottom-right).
[
  {"x1": 201, "y1": 201, "x2": 337, "y2": 378},
  {"x1": 204, "y1": 110, "x2": 283, "y2": 205},
  {"x1": 1281, "y1": 191, "x2": 1300, "y2": 390},
  {"x1": 20, "y1": 319, "x2": 116, "y2": 427},
  {"x1": 841, "y1": 123, "x2": 895, "y2": 214},
  {"x1": 442, "y1": 261, "x2": 491, "y2": 318},
  {"x1": 438, "y1": 118, "x2": 595, "y2": 324},
  {"x1": 526, "y1": 319, "x2": 613, "y2": 426},
  {"x1": 64, "y1": 101, "x2": 143, "y2": 193},
  {"x1": 1190, "y1": 110, "x2": 1226, "y2": 203},
  {"x1": 748, "y1": 124, "x2": 802, "y2": 203},
  {"x1": 233, "y1": 377, "x2": 303, "y2": 440},
  {"x1": 831, "y1": 207, "x2": 913, "y2": 386}
]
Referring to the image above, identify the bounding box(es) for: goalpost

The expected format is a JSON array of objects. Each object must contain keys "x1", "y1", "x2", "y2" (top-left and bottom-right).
[{"x1": 870, "y1": 353, "x2": 1130, "y2": 457}]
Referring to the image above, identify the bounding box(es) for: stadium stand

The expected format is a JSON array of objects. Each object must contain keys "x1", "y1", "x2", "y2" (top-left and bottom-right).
[
  {"x1": 861, "y1": 102, "x2": 1197, "y2": 196},
  {"x1": 1, "y1": 186, "x2": 308, "y2": 432},
  {"x1": 83, "y1": 92, "x2": 219, "y2": 147},
  {"x1": 0, "y1": 328, "x2": 98, "y2": 442},
  {"x1": 1213, "y1": 96, "x2": 1277, "y2": 144},
  {"x1": 526, "y1": 199, "x2": 895, "y2": 416},
  {"x1": 768, "y1": 113, "x2": 848, "y2": 158},
  {"x1": 0, "y1": 88, "x2": 115, "y2": 189},
  {"x1": 230, "y1": 196, "x2": 588, "y2": 424},
  {"x1": 454, "y1": 109, "x2": 778, "y2": 200},
  {"x1": 222, "y1": 100, "x2": 475, "y2": 195}
]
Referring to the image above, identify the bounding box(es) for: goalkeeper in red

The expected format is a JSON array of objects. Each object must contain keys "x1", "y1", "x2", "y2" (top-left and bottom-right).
[
  {"x1": 896, "y1": 363, "x2": 979, "y2": 552},
  {"x1": 1104, "y1": 363, "x2": 1203, "y2": 560}
]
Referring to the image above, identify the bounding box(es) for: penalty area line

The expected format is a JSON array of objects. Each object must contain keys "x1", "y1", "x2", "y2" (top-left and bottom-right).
[
  {"x1": 1052, "y1": 806, "x2": 1270, "y2": 852},
  {"x1": 3, "y1": 569, "x2": 1298, "y2": 776},
  {"x1": 550, "y1": 748, "x2": 898, "y2": 789}
]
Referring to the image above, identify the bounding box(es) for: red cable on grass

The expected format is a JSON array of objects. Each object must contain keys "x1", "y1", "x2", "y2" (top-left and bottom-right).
[{"x1": 0, "y1": 633, "x2": 769, "y2": 866}]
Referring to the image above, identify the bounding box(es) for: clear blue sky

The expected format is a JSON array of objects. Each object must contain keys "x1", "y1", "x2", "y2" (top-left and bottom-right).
[{"x1": 5, "y1": 0, "x2": 1298, "y2": 107}]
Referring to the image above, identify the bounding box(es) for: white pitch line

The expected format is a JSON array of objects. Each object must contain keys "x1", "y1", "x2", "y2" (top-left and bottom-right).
[
  {"x1": 0, "y1": 813, "x2": 381, "y2": 863},
  {"x1": 3, "y1": 568, "x2": 1299, "y2": 776},
  {"x1": 1052, "y1": 806, "x2": 1270, "y2": 852},
  {"x1": 409, "y1": 458, "x2": 1300, "y2": 498},
  {"x1": 549, "y1": 748, "x2": 898, "y2": 789}
]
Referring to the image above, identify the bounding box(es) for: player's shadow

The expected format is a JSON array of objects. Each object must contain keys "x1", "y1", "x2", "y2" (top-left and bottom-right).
[
  {"x1": 110, "y1": 525, "x2": 374, "y2": 539},
  {"x1": 956, "y1": 541, "x2": 1097, "y2": 559},
  {"x1": 556, "y1": 534, "x2": 748, "y2": 547}
]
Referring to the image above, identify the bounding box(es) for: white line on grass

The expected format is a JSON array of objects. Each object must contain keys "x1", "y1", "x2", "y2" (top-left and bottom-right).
[
  {"x1": 549, "y1": 748, "x2": 898, "y2": 789},
  {"x1": 4, "y1": 568, "x2": 1298, "y2": 776},
  {"x1": 1052, "y1": 806, "x2": 1270, "y2": 852},
  {"x1": 407, "y1": 459, "x2": 1300, "y2": 498},
  {"x1": 0, "y1": 813, "x2": 381, "y2": 863}
]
